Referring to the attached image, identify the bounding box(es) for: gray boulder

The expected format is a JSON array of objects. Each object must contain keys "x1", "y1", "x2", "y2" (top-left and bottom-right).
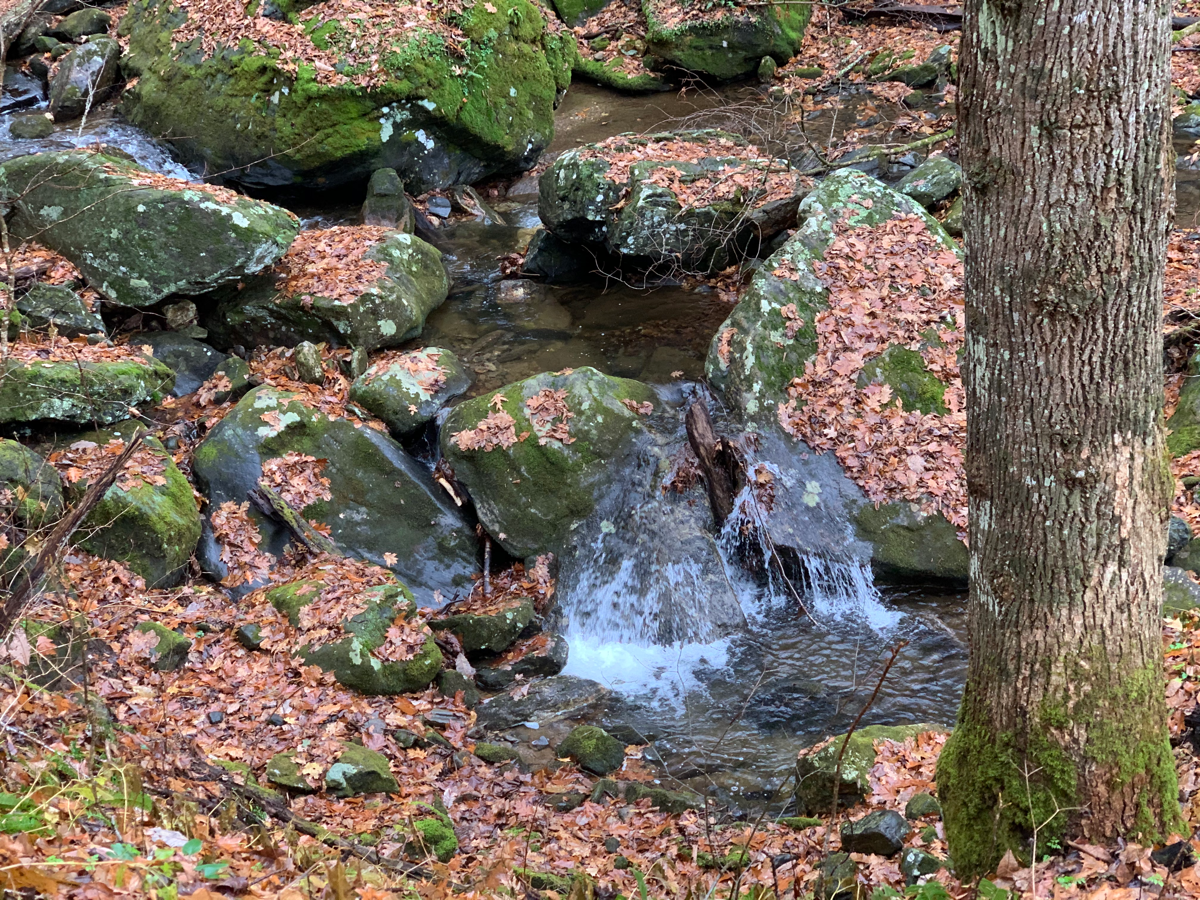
[
  {"x1": 49, "y1": 36, "x2": 120, "y2": 122},
  {"x1": 348, "y1": 347, "x2": 470, "y2": 435},
  {"x1": 896, "y1": 156, "x2": 962, "y2": 208},
  {"x1": 840, "y1": 809, "x2": 911, "y2": 857},
  {"x1": 134, "y1": 332, "x2": 227, "y2": 396},
  {"x1": 47, "y1": 7, "x2": 111, "y2": 42},
  {"x1": 16, "y1": 283, "x2": 104, "y2": 336},
  {"x1": 361, "y1": 168, "x2": 415, "y2": 232}
]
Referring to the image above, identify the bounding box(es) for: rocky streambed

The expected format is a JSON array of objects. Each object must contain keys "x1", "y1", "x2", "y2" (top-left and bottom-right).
[{"x1": 5, "y1": 5, "x2": 1200, "y2": 821}]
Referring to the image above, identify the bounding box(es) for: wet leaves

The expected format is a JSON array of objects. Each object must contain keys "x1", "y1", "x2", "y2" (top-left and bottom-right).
[{"x1": 274, "y1": 226, "x2": 393, "y2": 307}]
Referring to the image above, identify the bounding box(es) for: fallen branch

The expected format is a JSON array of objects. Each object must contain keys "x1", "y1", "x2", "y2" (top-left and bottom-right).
[
  {"x1": 0, "y1": 433, "x2": 145, "y2": 640},
  {"x1": 151, "y1": 759, "x2": 432, "y2": 879},
  {"x1": 685, "y1": 399, "x2": 740, "y2": 528},
  {"x1": 248, "y1": 480, "x2": 344, "y2": 557},
  {"x1": 823, "y1": 639, "x2": 908, "y2": 851}
]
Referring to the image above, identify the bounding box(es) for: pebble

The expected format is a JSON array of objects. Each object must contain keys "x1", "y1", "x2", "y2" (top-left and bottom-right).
[
  {"x1": 267, "y1": 713, "x2": 285, "y2": 726},
  {"x1": 207, "y1": 711, "x2": 224, "y2": 724}
]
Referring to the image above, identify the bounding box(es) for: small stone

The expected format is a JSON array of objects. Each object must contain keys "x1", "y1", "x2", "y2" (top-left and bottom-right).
[
  {"x1": 438, "y1": 669, "x2": 480, "y2": 709},
  {"x1": 265, "y1": 752, "x2": 318, "y2": 793},
  {"x1": 530, "y1": 736, "x2": 550, "y2": 748},
  {"x1": 164, "y1": 300, "x2": 199, "y2": 332},
  {"x1": 613, "y1": 855, "x2": 630, "y2": 869},
  {"x1": 267, "y1": 713, "x2": 285, "y2": 726},
  {"x1": 236, "y1": 624, "x2": 263, "y2": 651},
  {"x1": 9, "y1": 112, "x2": 54, "y2": 140},
  {"x1": 757, "y1": 55, "x2": 777, "y2": 82},
  {"x1": 426, "y1": 196, "x2": 452, "y2": 218},
  {"x1": 557, "y1": 725, "x2": 625, "y2": 776},
  {"x1": 546, "y1": 791, "x2": 587, "y2": 812},
  {"x1": 1168, "y1": 516, "x2": 1193, "y2": 562},
  {"x1": 207, "y1": 710, "x2": 224, "y2": 724},
  {"x1": 293, "y1": 341, "x2": 325, "y2": 385},
  {"x1": 1151, "y1": 841, "x2": 1195, "y2": 872},
  {"x1": 348, "y1": 346, "x2": 370, "y2": 379},
  {"x1": 900, "y1": 847, "x2": 942, "y2": 886},
  {"x1": 473, "y1": 742, "x2": 520, "y2": 764},
  {"x1": 904, "y1": 792, "x2": 942, "y2": 819},
  {"x1": 325, "y1": 742, "x2": 399, "y2": 796},
  {"x1": 393, "y1": 729, "x2": 419, "y2": 749},
  {"x1": 839, "y1": 809, "x2": 911, "y2": 857},
  {"x1": 603, "y1": 837, "x2": 620, "y2": 853}
]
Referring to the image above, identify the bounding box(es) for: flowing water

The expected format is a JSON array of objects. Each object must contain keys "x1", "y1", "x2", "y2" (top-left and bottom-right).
[{"x1": 18, "y1": 77, "x2": 1200, "y2": 807}]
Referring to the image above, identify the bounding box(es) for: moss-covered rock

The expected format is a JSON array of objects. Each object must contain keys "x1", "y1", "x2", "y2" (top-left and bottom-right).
[
  {"x1": 440, "y1": 367, "x2": 654, "y2": 557},
  {"x1": 348, "y1": 347, "x2": 470, "y2": 435},
  {"x1": 429, "y1": 597, "x2": 534, "y2": 656},
  {"x1": 573, "y1": 54, "x2": 668, "y2": 93},
  {"x1": 796, "y1": 723, "x2": 943, "y2": 815},
  {"x1": 134, "y1": 621, "x2": 191, "y2": 671},
  {"x1": 904, "y1": 792, "x2": 941, "y2": 819},
  {"x1": 643, "y1": 0, "x2": 810, "y2": 81},
  {"x1": 16, "y1": 283, "x2": 105, "y2": 337},
  {"x1": 49, "y1": 36, "x2": 120, "y2": 121},
  {"x1": 1169, "y1": 374, "x2": 1200, "y2": 457},
  {"x1": 406, "y1": 809, "x2": 458, "y2": 862},
  {"x1": 70, "y1": 436, "x2": 202, "y2": 588},
  {"x1": 119, "y1": 0, "x2": 575, "y2": 193},
  {"x1": 874, "y1": 45, "x2": 952, "y2": 88},
  {"x1": 900, "y1": 847, "x2": 942, "y2": 886},
  {"x1": 325, "y1": 742, "x2": 398, "y2": 796},
  {"x1": 1175, "y1": 101, "x2": 1200, "y2": 138},
  {"x1": 0, "y1": 150, "x2": 299, "y2": 309},
  {"x1": 621, "y1": 782, "x2": 700, "y2": 813},
  {"x1": 207, "y1": 232, "x2": 449, "y2": 353},
  {"x1": 551, "y1": 0, "x2": 610, "y2": 26},
  {"x1": 1164, "y1": 566, "x2": 1200, "y2": 615},
  {"x1": 192, "y1": 386, "x2": 477, "y2": 601},
  {"x1": 0, "y1": 354, "x2": 173, "y2": 425},
  {"x1": 539, "y1": 131, "x2": 806, "y2": 274},
  {"x1": 895, "y1": 156, "x2": 962, "y2": 209},
  {"x1": 557, "y1": 724, "x2": 624, "y2": 775},
  {"x1": 840, "y1": 809, "x2": 910, "y2": 857},
  {"x1": 437, "y1": 669, "x2": 480, "y2": 708},
  {"x1": 941, "y1": 195, "x2": 963, "y2": 237},
  {"x1": 362, "y1": 168, "x2": 415, "y2": 231},
  {"x1": 49, "y1": 8, "x2": 112, "y2": 41},
  {"x1": 264, "y1": 577, "x2": 444, "y2": 694},
  {"x1": 707, "y1": 168, "x2": 953, "y2": 425},
  {"x1": 855, "y1": 345, "x2": 948, "y2": 416},
  {"x1": 473, "y1": 741, "x2": 520, "y2": 764},
  {"x1": 853, "y1": 500, "x2": 968, "y2": 582},
  {"x1": 265, "y1": 752, "x2": 319, "y2": 793},
  {"x1": 814, "y1": 852, "x2": 859, "y2": 900},
  {"x1": 0, "y1": 439, "x2": 63, "y2": 529}
]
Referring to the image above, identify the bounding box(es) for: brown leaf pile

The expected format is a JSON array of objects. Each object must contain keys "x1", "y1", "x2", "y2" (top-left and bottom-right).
[
  {"x1": 5, "y1": 335, "x2": 155, "y2": 366},
  {"x1": 778, "y1": 214, "x2": 967, "y2": 531},
  {"x1": 163, "y1": 0, "x2": 467, "y2": 89},
  {"x1": 48, "y1": 438, "x2": 167, "y2": 493},
  {"x1": 98, "y1": 160, "x2": 249, "y2": 206},
  {"x1": 274, "y1": 226, "x2": 392, "y2": 307},
  {"x1": 210, "y1": 500, "x2": 274, "y2": 587},
  {"x1": 572, "y1": 0, "x2": 657, "y2": 80},
  {"x1": 525, "y1": 388, "x2": 574, "y2": 445},
  {"x1": 452, "y1": 410, "x2": 520, "y2": 452},
  {"x1": 360, "y1": 347, "x2": 449, "y2": 395},
  {"x1": 260, "y1": 451, "x2": 333, "y2": 511},
  {"x1": 579, "y1": 135, "x2": 804, "y2": 214}
]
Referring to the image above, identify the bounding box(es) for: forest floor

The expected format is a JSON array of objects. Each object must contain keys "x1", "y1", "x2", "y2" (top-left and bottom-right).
[{"x1": 5, "y1": 2, "x2": 1200, "y2": 900}]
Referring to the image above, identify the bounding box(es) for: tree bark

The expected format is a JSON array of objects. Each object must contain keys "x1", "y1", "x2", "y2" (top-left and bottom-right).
[{"x1": 935, "y1": 0, "x2": 1181, "y2": 878}]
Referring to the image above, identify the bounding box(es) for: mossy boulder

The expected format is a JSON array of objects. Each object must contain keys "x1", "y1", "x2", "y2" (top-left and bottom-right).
[
  {"x1": 856, "y1": 345, "x2": 948, "y2": 416},
  {"x1": 49, "y1": 36, "x2": 120, "y2": 121},
  {"x1": 192, "y1": 386, "x2": 477, "y2": 601},
  {"x1": 473, "y1": 741, "x2": 520, "y2": 764},
  {"x1": 119, "y1": 0, "x2": 575, "y2": 193},
  {"x1": 557, "y1": 724, "x2": 624, "y2": 775},
  {"x1": 840, "y1": 809, "x2": 910, "y2": 857},
  {"x1": 904, "y1": 792, "x2": 942, "y2": 819},
  {"x1": 348, "y1": 347, "x2": 471, "y2": 435},
  {"x1": 853, "y1": 500, "x2": 968, "y2": 582},
  {"x1": 1175, "y1": 101, "x2": 1200, "y2": 138},
  {"x1": 643, "y1": 0, "x2": 810, "y2": 81},
  {"x1": 362, "y1": 168, "x2": 415, "y2": 231},
  {"x1": 17, "y1": 616, "x2": 88, "y2": 688},
  {"x1": 0, "y1": 150, "x2": 299, "y2": 309},
  {"x1": 895, "y1": 156, "x2": 962, "y2": 209},
  {"x1": 264, "y1": 577, "x2": 444, "y2": 694},
  {"x1": 1164, "y1": 566, "x2": 1200, "y2": 615},
  {"x1": 440, "y1": 367, "x2": 655, "y2": 557},
  {"x1": 9, "y1": 112, "x2": 55, "y2": 140},
  {"x1": 874, "y1": 44, "x2": 952, "y2": 88},
  {"x1": 573, "y1": 54, "x2": 668, "y2": 93},
  {"x1": 134, "y1": 621, "x2": 191, "y2": 671},
  {"x1": 551, "y1": 0, "x2": 610, "y2": 26},
  {"x1": 815, "y1": 852, "x2": 859, "y2": 900},
  {"x1": 70, "y1": 436, "x2": 202, "y2": 588},
  {"x1": 429, "y1": 597, "x2": 534, "y2": 656},
  {"x1": 49, "y1": 8, "x2": 112, "y2": 42},
  {"x1": 796, "y1": 724, "x2": 942, "y2": 815},
  {"x1": 16, "y1": 283, "x2": 105, "y2": 337},
  {"x1": 900, "y1": 847, "x2": 942, "y2": 886},
  {"x1": 207, "y1": 232, "x2": 449, "y2": 353},
  {"x1": 325, "y1": 742, "x2": 398, "y2": 796},
  {"x1": 1168, "y1": 373, "x2": 1200, "y2": 457},
  {"x1": 264, "y1": 752, "x2": 318, "y2": 793},
  {"x1": 707, "y1": 168, "x2": 953, "y2": 425},
  {"x1": 0, "y1": 354, "x2": 173, "y2": 425},
  {"x1": 539, "y1": 130, "x2": 806, "y2": 274},
  {"x1": 0, "y1": 439, "x2": 63, "y2": 528},
  {"x1": 405, "y1": 808, "x2": 458, "y2": 862}
]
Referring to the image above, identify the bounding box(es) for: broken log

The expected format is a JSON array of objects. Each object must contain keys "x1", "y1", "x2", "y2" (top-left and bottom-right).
[
  {"x1": 841, "y1": 2, "x2": 963, "y2": 31},
  {"x1": 248, "y1": 480, "x2": 344, "y2": 557},
  {"x1": 685, "y1": 398, "x2": 740, "y2": 529}
]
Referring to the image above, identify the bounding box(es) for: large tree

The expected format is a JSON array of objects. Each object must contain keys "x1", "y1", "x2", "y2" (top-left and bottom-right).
[{"x1": 935, "y1": 0, "x2": 1182, "y2": 877}]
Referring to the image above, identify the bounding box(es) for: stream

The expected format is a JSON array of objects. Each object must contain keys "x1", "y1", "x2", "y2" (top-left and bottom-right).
[{"x1": 7, "y1": 77, "x2": 1197, "y2": 810}]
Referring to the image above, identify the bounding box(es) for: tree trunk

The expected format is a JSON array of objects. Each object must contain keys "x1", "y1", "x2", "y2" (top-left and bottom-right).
[{"x1": 935, "y1": 0, "x2": 1181, "y2": 878}]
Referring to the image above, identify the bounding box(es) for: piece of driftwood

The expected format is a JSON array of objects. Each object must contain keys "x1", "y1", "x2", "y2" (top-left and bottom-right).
[
  {"x1": 685, "y1": 399, "x2": 739, "y2": 529},
  {"x1": 247, "y1": 480, "x2": 344, "y2": 557}
]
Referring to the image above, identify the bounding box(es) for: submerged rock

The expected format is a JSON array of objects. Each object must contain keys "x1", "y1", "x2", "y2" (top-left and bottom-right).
[
  {"x1": 120, "y1": 0, "x2": 575, "y2": 192},
  {"x1": 206, "y1": 229, "x2": 448, "y2": 353},
  {"x1": 192, "y1": 386, "x2": 477, "y2": 602},
  {"x1": 0, "y1": 150, "x2": 298, "y2": 308},
  {"x1": 540, "y1": 131, "x2": 807, "y2": 274},
  {"x1": 440, "y1": 367, "x2": 655, "y2": 558},
  {"x1": 474, "y1": 631, "x2": 569, "y2": 690},
  {"x1": 475, "y1": 674, "x2": 611, "y2": 730},
  {"x1": 348, "y1": 347, "x2": 471, "y2": 435}
]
